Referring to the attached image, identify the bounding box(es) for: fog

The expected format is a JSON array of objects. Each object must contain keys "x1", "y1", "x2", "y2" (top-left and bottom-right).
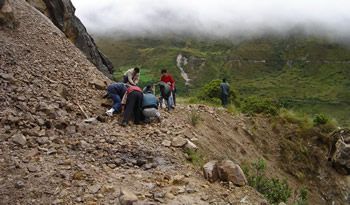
[{"x1": 71, "y1": 0, "x2": 350, "y2": 43}]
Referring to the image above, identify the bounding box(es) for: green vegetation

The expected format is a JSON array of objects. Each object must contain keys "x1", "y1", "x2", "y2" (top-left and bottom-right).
[
  {"x1": 188, "y1": 110, "x2": 202, "y2": 127},
  {"x1": 95, "y1": 36, "x2": 350, "y2": 125},
  {"x1": 313, "y1": 113, "x2": 330, "y2": 126},
  {"x1": 243, "y1": 159, "x2": 292, "y2": 204},
  {"x1": 183, "y1": 148, "x2": 206, "y2": 167},
  {"x1": 293, "y1": 186, "x2": 309, "y2": 205},
  {"x1": 241, "y1": 96, "x2": 279, "y2": 116}
]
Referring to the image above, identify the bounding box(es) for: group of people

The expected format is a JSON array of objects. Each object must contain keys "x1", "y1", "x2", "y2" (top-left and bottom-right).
[{"x1": 105, "y1": 68, "x2": 176, "y2": 126}]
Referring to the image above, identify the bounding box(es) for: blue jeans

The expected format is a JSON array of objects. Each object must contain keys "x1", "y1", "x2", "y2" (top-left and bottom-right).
[
  {"x1": 159, "y1": 93, "x2": 173, "y2": 108},
  {"x1": 108, "y1": 91, "x2": 122, "y2": 112}
]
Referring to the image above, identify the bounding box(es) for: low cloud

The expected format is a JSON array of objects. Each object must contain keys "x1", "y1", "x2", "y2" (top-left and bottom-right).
[{"x1": 71, "y1": 0, "x2": 350, "y2": 43}]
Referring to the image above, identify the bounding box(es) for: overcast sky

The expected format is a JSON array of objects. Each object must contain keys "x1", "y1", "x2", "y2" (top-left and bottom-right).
[{"x1": 71, "y1": 0, "x2": 350, "y2": 42}]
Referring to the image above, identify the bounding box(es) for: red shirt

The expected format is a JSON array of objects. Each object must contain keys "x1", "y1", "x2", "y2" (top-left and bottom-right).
[{"x1": 161, "y1": 74, "x2": 175, "y2": 90}]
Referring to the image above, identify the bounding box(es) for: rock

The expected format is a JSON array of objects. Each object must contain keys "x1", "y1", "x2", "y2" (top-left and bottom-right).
[
  {"x1": 12, "y1": 133, "x2": 27, "y2": 146},
  {"x1": 0, "y1": 0, "x2": 14, "y2": 26},
  {"x1": 37, "y1": 137, "x2": 49, "y2": 145},
  {"x1": 185, "y1": 140, "x2": 198, "y2": 151},
  {"x1": 119, "y1": 189, "x2": 138, "y2": 205},
  {"x1": 22, "y1": 148, "x2": 38, "y2": 159},
  {"x1": 161, "y1": 140, "x2": 171, "y2": 147},
  {"x1": 331, "y1": 130, "x2": 350, "y2": 175},
  {"x1": 89, "y1": 79, "x2": 106, "y2": 90},
  {"x1": 261, "y1": 200, "x2": 269, "y2": 205},
  {"x1": 27, "y1": 164, "x2": 39, "y2": 173},
  {"x1": 57, "y1": 84, "x2": 70, "y2": 99},
  {"x1": 173, "y1": 175, "x2": 185, "y2": 185},
  {"x1": 203, "y1": 160, "x2": 218, "y2": 183},
  {"x1": 15, "y1": 181, "x2": 24, "y2": 189},
  {"x1": 88, "y1": 184, "x2": 102, "y2": 194},
  {"x1": 278, "y1": 203, "x2": 287, "y2": 205},
  {"x1": 217, "y1": 160, "x2": 247, "y2": 186},
  {"x1": 165, "y1": 192, "x2": 175, "y2": 200},
  {"x1": 171, "y1": 136, "x2": 187, "y2": 147}
]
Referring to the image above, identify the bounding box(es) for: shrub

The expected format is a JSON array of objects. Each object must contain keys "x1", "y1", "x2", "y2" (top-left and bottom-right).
[
  {"x1": 198, "y1": 79, "x2": 240, "y2": 106},
  {"x1": 279, "y1": 109, "x2": 313, "y2": 129},
  {"x1": 183, "y1": 148, "x2": 205, "y2": 167},
  {"x1": 243, "y1": 159, "x2": 291, "y2": 204},
  {"x1": 241, "y1": 96, "x2": 279, "y2": 116},
  {"x1": 188, "y1": 110, "x2": 202, "y2": 127},
  {"x1": 293, "y1": 186, "x2": 308, "y2": 205},
  {"x1": 313, "y1": 113, "x2": 330, "y2": 126}
]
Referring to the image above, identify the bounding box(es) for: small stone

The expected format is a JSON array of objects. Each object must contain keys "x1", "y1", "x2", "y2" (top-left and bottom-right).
[
  {"x1": 173, "y1": 175, "x2": 185, "y2": 185},
  {"x1": 22, "y1": 148, "x2": 38, "y2": 159},
  {"x1": 201, "y1": 195, "x2": 209, "y2": 201},
  {"x1": 12, "y1": 133, "x2": 27, "y2": 146},
  {"x1": 171, "y1": 136, "x2": 187, "y2": 147},
  {"x1": 144, "y1": 163, "x2": 152, "y2": 170},
  {"x1": 161, "y1": 140, "x2": 171, "y2": 147},
  {"x1": 15, "y1": 181, "x2": 25, "y2": 189},
  {"x1": 119, "y1": 189, "x2": 138, "y2": 205},
  {"x1": 37, "y1": 137, "x2": 49, "y2": 145},
  {"x1": 185, "y1": 140, "x2": 198, "y2": 151},
  {"x1": 88, "y1": 184, "x2": 102, "y2": 194},
  {"x1": 27, "y1": 165, "x2": 39, "y2": 173},
  {"x1": 278, "y1": 203, "x2": 287, "y2": 205},
  {"x1": 47, "y1": 148, "x2": 57, "y2": 155},
  {"x1": 164, "y1": 192, "x2": 175, "y2": 200}
]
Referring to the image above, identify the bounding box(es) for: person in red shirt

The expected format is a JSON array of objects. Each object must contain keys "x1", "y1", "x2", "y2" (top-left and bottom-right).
[{"x1": 160, "y1": 69, "x2": 176, "y2": 107}]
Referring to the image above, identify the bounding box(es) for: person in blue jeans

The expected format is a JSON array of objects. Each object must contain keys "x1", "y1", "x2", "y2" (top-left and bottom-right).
[{"x1": 105, "y1": 83, "x2": 129, "y2": 116}]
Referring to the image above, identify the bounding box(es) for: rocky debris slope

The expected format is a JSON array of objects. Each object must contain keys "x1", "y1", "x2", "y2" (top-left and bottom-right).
[
  {"x1": 26, "y1": 0, "x2": 115, "y2": 79},
  {"x1": 0, "y1": 1, "x2": 267, "y2": 204},
  {"x1": 329, "y1": 129, "x2": 350, "y2": 175}
]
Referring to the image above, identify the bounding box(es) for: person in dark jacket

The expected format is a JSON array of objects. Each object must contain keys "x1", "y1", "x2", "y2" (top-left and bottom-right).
[
  {"x1": 220, "y1": 78, "x2": 230, "y2": 107},
  {"x1": 157, "y1": 81, "x2": 173, "y2": 111},
  {"x1": 106, "y1": 83, "x2": 129, "y2": 116},
  {"x1": 120, "y1": 86, "x2": 144, "y2": 126},
  {"x1": 142, "y1": 85, "x2": 161, "y2": 122}
]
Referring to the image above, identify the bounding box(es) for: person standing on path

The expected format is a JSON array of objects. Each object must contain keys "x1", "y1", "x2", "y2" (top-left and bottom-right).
[
  {"x1": 105, "y1": 82, "x2": 129, "y2": 116},
  {"x1": 123, "y1": 67, "x2": 140, "y2": 86},
  {"x1": 160, "y1": 69, "x2": 176, "y2": 107},
  {"x1": 120, "y1": 86, "x2": 143, "y2": 126},
  {"x1": 220, "y1": 78, "x2": 230, "y2": 107}
]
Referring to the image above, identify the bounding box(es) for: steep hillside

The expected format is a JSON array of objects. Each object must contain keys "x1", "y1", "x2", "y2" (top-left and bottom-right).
[
  {"x1": 95, "y1": 37, "x2": 350, "y2": 125},
  {"x1": 26, "y1": 0, "x2": 115, "y2": 79}
]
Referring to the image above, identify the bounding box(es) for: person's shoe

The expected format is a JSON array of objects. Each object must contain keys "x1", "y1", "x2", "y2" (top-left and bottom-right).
[
  {"x1": 120, "y1": 122, "x2": 127, "y2": 127},
  {"x1": 106, "y1": 110, "x2": 113, "y2": 116},
  {"x1": 171, "y1": 105, "x2": 176, "y2": 109}
]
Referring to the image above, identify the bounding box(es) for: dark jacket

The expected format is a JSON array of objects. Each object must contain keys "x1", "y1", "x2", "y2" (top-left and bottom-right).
[
  {"x1": 142, "y1": 92, "x2": 159, "y2": 109},
  {"x1": 107, "y1": 83, "x2": 128, "y2": 98},
  {"x1": 158, "y1": 81, "x2": 171, "y2": 100},
  {"x1": 220, "y1": 82, "x2": 230, "y2": 96}
]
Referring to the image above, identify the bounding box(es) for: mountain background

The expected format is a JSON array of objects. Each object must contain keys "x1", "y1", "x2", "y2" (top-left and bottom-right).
[{"x1": 93, "y1": 35, "x2": 350, "y2": 125}]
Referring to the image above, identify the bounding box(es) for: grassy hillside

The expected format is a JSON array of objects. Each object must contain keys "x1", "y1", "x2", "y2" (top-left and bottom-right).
[{"x1": 94, "y1": 36, "x2": 350, "y2": 125}]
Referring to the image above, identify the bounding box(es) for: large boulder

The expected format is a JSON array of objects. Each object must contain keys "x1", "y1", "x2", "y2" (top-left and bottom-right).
[
  {"x1": 203, "y1": 160, "x2": 218, "y2": 182},
  {"x1": 26, "y1": 0, "x2": 114, "y2": 79},
  {"x1": 330, "y1": 129, "x2": 350, "y2": 175},
  {"x1": 217, "y1": 160, "x2": 247, "y2": 186}
]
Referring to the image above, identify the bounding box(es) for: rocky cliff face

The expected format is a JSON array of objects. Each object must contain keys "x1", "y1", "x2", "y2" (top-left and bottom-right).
[{"x1": 26, "y1": 0, "x2": 115, "y2": 79}]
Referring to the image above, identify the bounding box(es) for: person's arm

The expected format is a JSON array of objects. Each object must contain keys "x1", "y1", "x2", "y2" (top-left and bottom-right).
[
  {"x1": 134, "y1": 73, "x2": 140, "y2": 85},
  {"x1": 127, "y1": 71, "x2": 136, "y2": 85},
  {"x1": 121, "y1": 92, "x2": 128, "y2": 105}
]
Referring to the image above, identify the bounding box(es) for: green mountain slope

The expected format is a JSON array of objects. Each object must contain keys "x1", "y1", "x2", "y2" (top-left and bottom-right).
[{"x1": 94, "y1": 36, "x2": 350, "y2": 125}]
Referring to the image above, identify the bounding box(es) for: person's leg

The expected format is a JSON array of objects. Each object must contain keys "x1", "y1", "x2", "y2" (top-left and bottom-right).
[
  {"x1": 159, "y1": 93, "x2": 163, "y2": 108},
  {"x1": 172, "y1": 89, "x2": 176, "y2": 106},
  {"x1": 109, "y1": 93, "x2": 122, "y2": 111},
  {"x1": 221, "y1": 95, "x2": 225, "y2": 106},
  {"x1": 122, "y1": 92, "x2": 137, "y2": 124},
  {"x1": 223, "y1": 95, "x2": 228, "y2": 107},
  {"x1": 123, "y1": 75, "x2": 127, "y2": 83},
  {"x1": 133, "y1": 92, "x2": 143, "y2": 124}
]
